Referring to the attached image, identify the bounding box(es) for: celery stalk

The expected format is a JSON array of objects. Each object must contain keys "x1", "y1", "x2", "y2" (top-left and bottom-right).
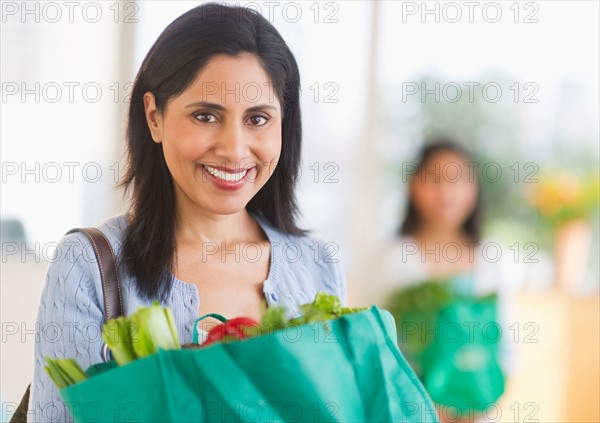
[
  {"x1": 131, "y1": 301, "x2": 180, "y2": 358},
  {"x1": 44, "y1": 357, "x2": 88, "y2": 388},
  {"x1": 102, "y1": 317, "x2": 137, "y2": 366}
]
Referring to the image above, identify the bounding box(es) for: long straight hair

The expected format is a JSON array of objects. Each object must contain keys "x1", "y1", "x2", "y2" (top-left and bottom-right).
[
  {"x1": 399, "y1": 140, "x2": 483, "y2": 243},
  {"x1": 117, "y1": 3, "x2": 304, "y2": 301}
]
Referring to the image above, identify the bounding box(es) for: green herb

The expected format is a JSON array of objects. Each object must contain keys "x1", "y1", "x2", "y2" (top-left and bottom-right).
[
  {"x1": 292, "y1": 292, "x2": 367, "y2": 325},
  {"x1": 258, "y1": 292, "x2": 366, "y2": 335},
  {"x1": 340, "y1": 306, "x2": 369, "y2": 314},
  {"x1": 254, "y1": 303, "x2": 289, "y2": 334}
]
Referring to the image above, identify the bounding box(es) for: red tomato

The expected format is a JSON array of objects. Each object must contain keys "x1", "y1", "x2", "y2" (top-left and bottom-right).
[{"x1": 202, "y1": 317, "x2": 259, "y2": 346}]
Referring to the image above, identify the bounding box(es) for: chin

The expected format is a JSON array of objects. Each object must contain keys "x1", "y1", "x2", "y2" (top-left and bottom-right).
[
  {"x1": 432, "y1": 216, "x2": 464, "y2": 229},
  {"x1": 202, "y1": 198, "x2": 252, "y2": 216}
]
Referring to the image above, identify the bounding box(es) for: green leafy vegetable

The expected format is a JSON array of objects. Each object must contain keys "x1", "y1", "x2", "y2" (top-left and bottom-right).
[
  {"x1": 46, "y1": 292, "x2": 366, "y2": 389},
  {"x1": 132, "y1": 301, "x2": 180, "y2": 357},
  {"x1": 253, "y1": 302, "x2": 289, "y2": 335},
  {"x1": 101, "y1": 317, "x2": 136, "y2": 365},
  {"x1": 197, "y1": 292, "x2": 368, "y2": 346},
  {"x1": 290, "y1": 292, "x2": 367, "y2": 326},
  {"x1": 44, "y1": 357, "x2": 88, "y2": 389},
  {"x1": 101, "y1": 301, "x2": 180, "y2": 366},
  {"x1": 341, "y1": 306, "x2": 369, "y2": 315},
  {"x1": 257, "y1": 292, "x2": 367, "y2": 336}
]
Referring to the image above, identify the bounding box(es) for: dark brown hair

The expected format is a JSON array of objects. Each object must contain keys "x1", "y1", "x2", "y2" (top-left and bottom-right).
[{"x1": 117, "y1": 3, "x2": 304, "y2": 301}]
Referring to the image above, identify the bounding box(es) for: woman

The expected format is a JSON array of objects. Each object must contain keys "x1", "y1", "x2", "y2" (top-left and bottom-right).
[
  {"x1": 30, "y1": 3, "x2": 346, "y2": 421},
  {"x1": 385, "y1": 140, "x2": 519, "y2": 423}
]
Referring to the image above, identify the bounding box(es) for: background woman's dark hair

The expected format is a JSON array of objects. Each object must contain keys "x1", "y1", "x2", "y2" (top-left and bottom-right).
[
  {"x1": 399, "y1": 139, "x2": 483, "y2": 243},
  {"x1": 117, "y1": 3, "x2": 304, "y2": 301}
]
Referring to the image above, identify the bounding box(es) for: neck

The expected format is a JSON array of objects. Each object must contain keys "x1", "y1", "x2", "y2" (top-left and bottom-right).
[
  {"x1": 413, "y1": 224, "x2": 466, "y2": 244},
  {"x1": 174, "y1": 203, "x2": 256, "y2": 246}
]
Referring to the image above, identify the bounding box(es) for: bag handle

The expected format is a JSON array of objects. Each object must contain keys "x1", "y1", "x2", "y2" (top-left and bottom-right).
[
  {"x1": 193, "y1": 313, "x2": 228, "y2": 344},
  {"x1": 66, "y1": 227, "x2": 124, "y2": 361}
]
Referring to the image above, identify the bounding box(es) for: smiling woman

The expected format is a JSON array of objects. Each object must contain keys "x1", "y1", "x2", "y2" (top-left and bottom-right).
[{"x1": 27, "y1": 3, "x2": 346, "y2": 422}]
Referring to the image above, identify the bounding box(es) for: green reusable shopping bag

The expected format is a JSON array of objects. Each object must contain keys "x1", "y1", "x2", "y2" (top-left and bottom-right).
[
  {"x1": 60, "y1": 306, "x2": 440, "y2": 423},
  {"x1": 388, "y1": 280, "x2": 505, "y2": 415},
  {"x1": 420, "y1": 294, "x2": 505, "y2": 412}
]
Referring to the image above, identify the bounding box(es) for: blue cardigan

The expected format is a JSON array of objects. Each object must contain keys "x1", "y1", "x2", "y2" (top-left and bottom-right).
[{"x1": 30, "y1": 212, "x2": 347, "y2": 422}]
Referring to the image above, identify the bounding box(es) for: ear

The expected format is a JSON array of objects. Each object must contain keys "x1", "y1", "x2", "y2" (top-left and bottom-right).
[{"x1": 143, "y1": 91, "x2": 163, "y2": 143}]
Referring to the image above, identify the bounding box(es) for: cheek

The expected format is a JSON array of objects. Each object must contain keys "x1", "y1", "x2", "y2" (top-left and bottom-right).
[
  {"x1": 162, "y1": 129, "x2": 215, "y2": 172},
  {"x1": 162, "y1": 141, "x2": 201, "y2": 179},
  {"x1": 460, "y1": 184, "x2": 478, "y2": 211},
  {"x1": 257, "y1": 129, "x2": 282, "y2": 164},
  {"x1": 411, "y1": 184, "x2": 437, "y2": 211},
  {"x1": 446, "y1": 184, "x2": 477, "y2": 222}
]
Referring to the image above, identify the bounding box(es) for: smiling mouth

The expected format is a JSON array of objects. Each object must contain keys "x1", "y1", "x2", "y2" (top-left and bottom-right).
[{"x1": 201, "y1": 164, "x2": 252, "y2": 182}]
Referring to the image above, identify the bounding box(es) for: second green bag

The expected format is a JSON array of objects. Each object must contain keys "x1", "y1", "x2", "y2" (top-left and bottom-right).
[
  {"x1": 390, "y1": 282, "x2": 505, "y2": 415},
  {"x1": 421, "y1": 294, "x2": 505, "y2": 411}
]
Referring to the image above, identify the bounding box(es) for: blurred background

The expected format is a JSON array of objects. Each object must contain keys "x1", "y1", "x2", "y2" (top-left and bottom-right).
[{"x1": 1, "y1": 1, "x2": 598, "y2": 421}]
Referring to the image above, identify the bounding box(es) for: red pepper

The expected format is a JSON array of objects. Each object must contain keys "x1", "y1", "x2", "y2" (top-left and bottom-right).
[{"x1": 202, "y1": 317, "x2": 259, "y2": 346}]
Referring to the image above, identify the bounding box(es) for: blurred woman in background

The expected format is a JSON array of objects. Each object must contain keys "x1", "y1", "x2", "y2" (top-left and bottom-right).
[{"x1": 385, "y1": 140, "x2": 519, "y2": 423}]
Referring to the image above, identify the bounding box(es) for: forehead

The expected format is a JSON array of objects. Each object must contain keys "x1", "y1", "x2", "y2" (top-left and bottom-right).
[
  {"x1": 175, "y1": 53, "x2": 280, "y2": 107},
  {"x1": 423, "y1": 151, "x2": 469, "y2": 168}
]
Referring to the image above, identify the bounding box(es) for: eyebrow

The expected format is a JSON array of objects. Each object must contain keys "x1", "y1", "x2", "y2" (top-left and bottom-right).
[{"x1": 184, "y1": 101, "x2": 278, "y2": 113}]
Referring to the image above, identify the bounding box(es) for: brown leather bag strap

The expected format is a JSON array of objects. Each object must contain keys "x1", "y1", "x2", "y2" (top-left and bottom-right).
[{"x1": 65, "y1": 227, "x2": 124, "y2": 320}]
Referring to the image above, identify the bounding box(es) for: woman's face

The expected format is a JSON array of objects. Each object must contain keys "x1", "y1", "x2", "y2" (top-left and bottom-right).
[
  {"x1": 409, "y1": 150, "x2": 478, "y2": 231},
  {"x1": 143, "y1": 53, "x2": 282, "y2": 217}
]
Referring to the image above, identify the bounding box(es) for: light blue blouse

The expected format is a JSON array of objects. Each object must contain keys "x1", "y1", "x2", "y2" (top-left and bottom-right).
[{"x1": 29, "y1": 212, "x2": 347, "y2": 423}]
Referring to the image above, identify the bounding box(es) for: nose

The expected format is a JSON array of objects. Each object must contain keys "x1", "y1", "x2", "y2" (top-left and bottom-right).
[{"x1": 213, "y1": 121, "x2": 251, "y2": 164}]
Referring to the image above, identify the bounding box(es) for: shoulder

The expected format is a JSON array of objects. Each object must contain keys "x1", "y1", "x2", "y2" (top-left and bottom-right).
[
  {"x1": 93, "y1": 213, "x2": 130, "y2": 257},
  {"x1": 45, "y1": 213, "x2": 130, "y2": 310},
  {"x1": 57, "y1": 213, "x2": 129, "y2": 258},
  {"x1": 256, "y1": 216, "x2": 347, "y2": 308},
  {"x1": 384, "y1": 235, "x2": 429, "y2": 289}
]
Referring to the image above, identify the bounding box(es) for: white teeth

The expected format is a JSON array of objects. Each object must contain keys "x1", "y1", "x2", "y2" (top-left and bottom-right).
[{"x1": 202, "y1": 165, "x2": 249, "y2": 182}]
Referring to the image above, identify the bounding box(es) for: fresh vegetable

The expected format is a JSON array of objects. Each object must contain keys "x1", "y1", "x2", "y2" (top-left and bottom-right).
[
  {"x1": 131, "y1": 301, "x2": 180, "y2": 357},
  {"x1": 101, "y1": 301, "x2": 180, "y2": 366},
  {"x1": 101, "y1": 317, "x2": 136, "y2": 365},
  {"x1": 199, "y1": 292, "x2": 368, "y2": 346},
  {"x1": 341, "y1": 306, "x2": 369, "y2": 314},
  {"x1": 289, "y1": 292, "x2": 367, "y2": 326},
  {"x1": 385, "y1": 280, "x2": 497, "y2": 371},
  {"x1": 46, "y1": 292, "x2": 366, "y2": 390},
  {"x1": 255, "y1": 302, "x2": 289, "y2": 333},
  {"x1": 202, "y1": 317, "x2": 260, "y2": 346},
  {"x1": 44, "y1": 357, "x2": 88, "y2": 388}
]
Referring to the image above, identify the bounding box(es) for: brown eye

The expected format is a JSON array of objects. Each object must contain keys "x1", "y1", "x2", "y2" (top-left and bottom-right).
[
  {"x1": 194, "y1": 112, "x2": 217, "y2": 123},
  {"x1": 248, "y1": 115, "x2": 269, "y2": 126}
]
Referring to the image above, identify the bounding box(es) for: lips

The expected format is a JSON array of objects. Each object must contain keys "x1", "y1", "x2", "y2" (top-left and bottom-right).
[
  {"x1": 199, "y1": 164, "x2": 256, "y2": 191},
  {"x1": 201, "y1": 164, "x2": 250, "y2": 182}
]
